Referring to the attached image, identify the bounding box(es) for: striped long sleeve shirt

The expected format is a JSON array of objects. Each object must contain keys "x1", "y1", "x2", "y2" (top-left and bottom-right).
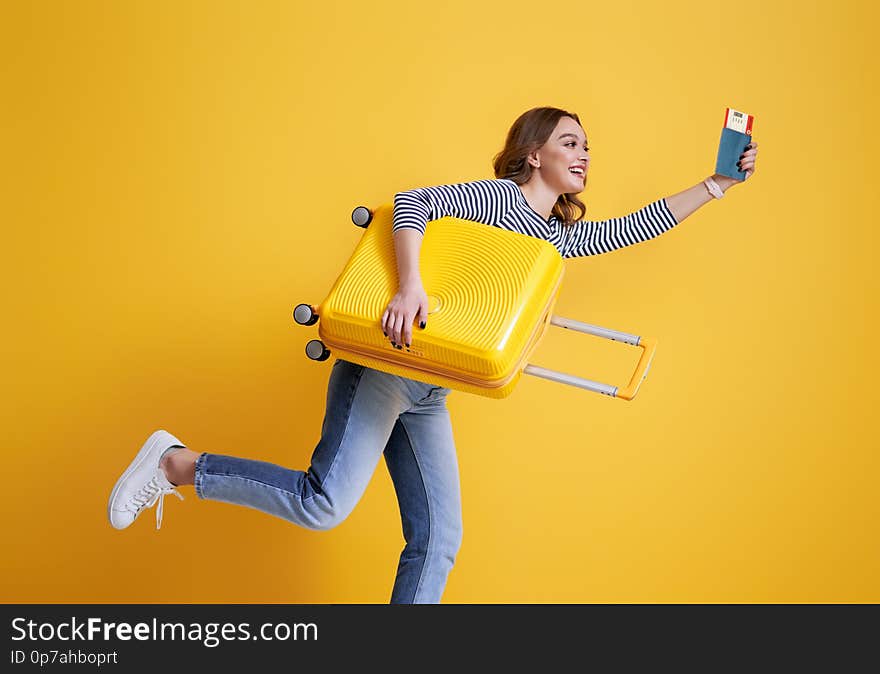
[{"x1": 392, "y1": 178, "x2": 680, "y2": 259}]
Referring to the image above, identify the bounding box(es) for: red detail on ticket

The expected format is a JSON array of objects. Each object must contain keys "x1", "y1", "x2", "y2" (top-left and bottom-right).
[{"x1": 723, "y1": 107, "x2": 754, "y2": 135}]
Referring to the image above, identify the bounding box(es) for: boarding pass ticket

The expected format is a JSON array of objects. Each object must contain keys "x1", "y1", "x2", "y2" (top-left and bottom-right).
[{"x1": 724, "y1": 108, "x2": 754, "y2": 135}]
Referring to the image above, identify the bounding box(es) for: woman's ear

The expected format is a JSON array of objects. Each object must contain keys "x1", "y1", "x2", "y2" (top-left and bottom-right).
[{"x1": 528, "y1": 152, "x2": 541, "y2": 169}]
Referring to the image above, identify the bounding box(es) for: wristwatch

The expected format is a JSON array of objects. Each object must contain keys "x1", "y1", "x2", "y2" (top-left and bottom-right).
[{"x1": 704, "y1": 177, "x2": 724, "y2": 199}]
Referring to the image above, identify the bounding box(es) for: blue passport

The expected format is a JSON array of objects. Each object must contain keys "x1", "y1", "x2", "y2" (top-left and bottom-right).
[{"x1": 715, "y1": 108, "x2": 754, "y2": 180}]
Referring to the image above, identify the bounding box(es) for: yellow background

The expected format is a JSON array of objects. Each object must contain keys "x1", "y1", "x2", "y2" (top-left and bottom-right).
[{"x1": 1, "y1": 0, "x2": 876, "y2": 603}]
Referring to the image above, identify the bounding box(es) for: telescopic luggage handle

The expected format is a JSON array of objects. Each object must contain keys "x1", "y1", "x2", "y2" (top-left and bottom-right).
[{"x1": 523, "y1": 316, "x2": 657, "y2": 400}]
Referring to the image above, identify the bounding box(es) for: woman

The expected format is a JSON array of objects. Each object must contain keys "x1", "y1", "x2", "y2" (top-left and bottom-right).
[{"x1": 108, "y1": 106, "x2": 759, "y2": 604}]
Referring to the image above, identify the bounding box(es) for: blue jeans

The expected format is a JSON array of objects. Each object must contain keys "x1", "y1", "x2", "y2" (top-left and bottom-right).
[{"x1": 193, "y1": 359, "x2": 462, "y2": 604}]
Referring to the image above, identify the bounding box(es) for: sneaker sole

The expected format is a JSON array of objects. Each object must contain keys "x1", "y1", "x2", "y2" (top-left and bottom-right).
[{"x1": 107, "y1": 429, "x2": 183, "y2": 529}]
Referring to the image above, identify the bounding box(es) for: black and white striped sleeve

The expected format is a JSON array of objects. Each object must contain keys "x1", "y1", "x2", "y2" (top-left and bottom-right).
[
  {"x1": 392, "y1": 179, "x2": 516, "y2": 236},
  {"x1": 561, "y1": 198, "x2": 680, "y2": 258}
]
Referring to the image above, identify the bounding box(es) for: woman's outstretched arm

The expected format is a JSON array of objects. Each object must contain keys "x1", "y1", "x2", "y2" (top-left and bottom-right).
[{"x1": 559, "y1": 142, "x2": 760, "y2": 258}]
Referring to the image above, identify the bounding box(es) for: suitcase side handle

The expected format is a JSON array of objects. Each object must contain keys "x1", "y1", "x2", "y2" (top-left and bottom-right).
[{"x1": 522, "y1": 316, "x2": 657, "y2": 401}]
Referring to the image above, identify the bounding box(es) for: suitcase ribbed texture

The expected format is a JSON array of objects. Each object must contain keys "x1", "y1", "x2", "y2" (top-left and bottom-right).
[{"x1": 315, "y1": 204, "x2": 563, "y2": 397}]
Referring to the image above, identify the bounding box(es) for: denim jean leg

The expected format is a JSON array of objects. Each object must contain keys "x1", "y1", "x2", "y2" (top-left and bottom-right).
[
  {"x1": 384, "y1": 393, "x2": 462, "y2": 604},
  {"x1": 195, "y1": 360, "x2": 411, "y2": 530}
]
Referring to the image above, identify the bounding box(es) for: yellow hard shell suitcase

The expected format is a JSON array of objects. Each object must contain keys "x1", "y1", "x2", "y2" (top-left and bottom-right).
[{"x1": 293, "y1": 203, "x2": 657, "y2": 400}]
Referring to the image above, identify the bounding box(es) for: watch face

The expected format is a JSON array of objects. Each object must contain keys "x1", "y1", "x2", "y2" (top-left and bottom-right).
[{"x1": 705, "y1": 179, "x2": 723, "y2": 198}]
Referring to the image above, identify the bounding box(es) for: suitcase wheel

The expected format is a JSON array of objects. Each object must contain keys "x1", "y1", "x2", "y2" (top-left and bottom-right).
[
  {"x1": 305, "y1": 339, "x2": 331, "y2": 361},
  {"x1": 293, "y1": 303, "x2": 319, "y2": 326},
  {"x1": 351, "y1": 206, "x2": 372, "y2": 228}
]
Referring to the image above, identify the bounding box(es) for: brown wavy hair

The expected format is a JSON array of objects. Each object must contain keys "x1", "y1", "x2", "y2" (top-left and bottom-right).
[{"x1": 493, "y1": 107, "x2": 587, "y2": 227}]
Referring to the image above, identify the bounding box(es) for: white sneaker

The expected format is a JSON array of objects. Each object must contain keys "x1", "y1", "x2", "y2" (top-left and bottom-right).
[{"x1": 108, "y1": 430, "x2": 185, "y2": 530}]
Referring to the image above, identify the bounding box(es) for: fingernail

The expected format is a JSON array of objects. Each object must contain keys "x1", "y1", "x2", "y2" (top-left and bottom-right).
[
  {"x1": 736, "y1": 161, "x2": 742, "y2": 168},
  {"x1": 419, "y1": 321, "x2": 426, "y2": 329},
  {"x1": 744, "y1": 145, "x2": 751, "y2": 151},
  {"x1": 406, "y1": 342, "x2": 411, "y2": 348},
  {"x1": 739, "y1": 154, "x2": 745, "y2": 160},
  {"x1": 395, "y1": 344, "x2": 402, "y2": 350},
  {"x1": 383, "y1": 331, "x2": 387, "y2": 337}
]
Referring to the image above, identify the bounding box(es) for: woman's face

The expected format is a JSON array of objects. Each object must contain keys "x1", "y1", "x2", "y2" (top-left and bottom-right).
[{"x1": 530, "y1": 116, "x2": 590, "y2": 194}]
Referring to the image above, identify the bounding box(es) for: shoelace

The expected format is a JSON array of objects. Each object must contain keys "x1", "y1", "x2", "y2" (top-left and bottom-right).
[{"x1": 128, "y1": 474, "x2": 184, "y2": 530}]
